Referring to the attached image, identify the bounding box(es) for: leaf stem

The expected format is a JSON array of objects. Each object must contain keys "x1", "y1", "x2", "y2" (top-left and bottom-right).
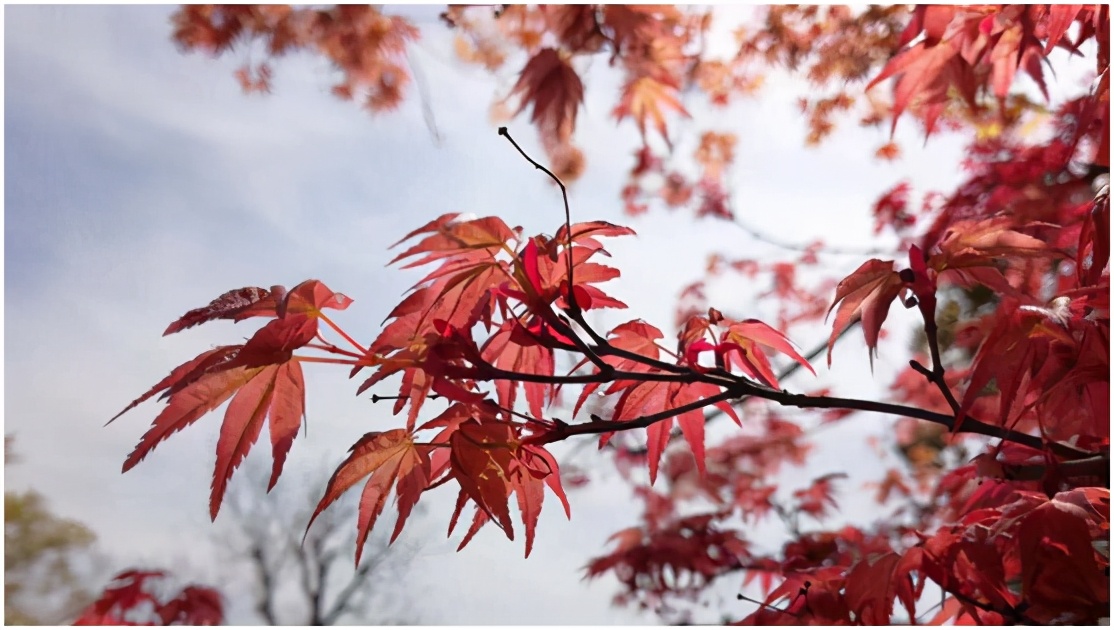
[
  {"x1": 293, "y1": 356, "x2": 359, "y2": 366},
  {"x1": 318, "y1": 313, "x2": 367, "y2": 355},
  {"x1": 306, "y1": 342, "x2": 363, "y2": 359}
]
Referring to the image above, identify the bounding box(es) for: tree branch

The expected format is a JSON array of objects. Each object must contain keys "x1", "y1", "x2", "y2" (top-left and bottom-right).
[
  {"x1": 322, "y1": 562, "x2": 373, "y2": 625},
  {"x1": 531, "y1": 390, "x2": 736, "y2": 444},
  {"x1": 249, "y1": 544, "x2": 278, "y2": 626},
  {"x1": 732, "y1": 215, "x2": 898, "y2": 257},
  {"x1": 910, "y1": 294, "x2": 962, "y2": 415}
]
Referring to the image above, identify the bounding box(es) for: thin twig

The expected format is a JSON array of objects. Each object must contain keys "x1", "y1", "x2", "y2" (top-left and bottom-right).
[
  {"x1": 737, "y1": 592, "x2": 798, "y2": 617},
  {"x1": 496, "y1": 128, "x2": 617, "y2": 373},
  {"x1": 405, "y1": 50, "x2": 444, "y2": 146},
  {"x1": 318, "y1": 313, "x2": 368, "y2": 355},
  {"x1": 497, "y1": 127, "x2": 578, "y2": 313},
  {"x1": 371, "y1": 394, "x2": 442, "y2": 403},
  {"x1": 733, "y1": 215, "x2": 898, "y2": 257}
]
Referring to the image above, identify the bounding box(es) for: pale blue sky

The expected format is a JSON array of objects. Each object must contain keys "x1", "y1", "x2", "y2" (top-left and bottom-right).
[{"x1": 10, "y1": 4, "x2": 1076, "y2": 624}]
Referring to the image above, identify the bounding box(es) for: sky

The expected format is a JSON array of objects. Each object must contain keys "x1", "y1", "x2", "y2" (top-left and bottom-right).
[{"x1": 0, "y1": 4, "x2": 1046, "y2": 625}]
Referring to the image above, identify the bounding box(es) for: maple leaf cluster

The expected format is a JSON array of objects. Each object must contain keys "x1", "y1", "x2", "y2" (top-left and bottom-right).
[
  {"x1": 74, "y1": 570, "x2": 222, "y2": 626},
  {"x1": 173, "y1": 6, "x2": 417, "y2": 110},
  {"x1": 108, "y1": 4, "x2": 1114, "y2": 624}
]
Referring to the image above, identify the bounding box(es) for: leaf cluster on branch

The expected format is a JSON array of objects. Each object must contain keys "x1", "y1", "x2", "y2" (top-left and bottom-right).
[{"x1": 108, "y1": 4, "x2": 1112, "y2": 624}]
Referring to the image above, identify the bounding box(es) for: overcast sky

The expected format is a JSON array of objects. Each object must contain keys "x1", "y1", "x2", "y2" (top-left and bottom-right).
[{"x1": 3, "y1": 4, "x2": 1055, "y2": 624}]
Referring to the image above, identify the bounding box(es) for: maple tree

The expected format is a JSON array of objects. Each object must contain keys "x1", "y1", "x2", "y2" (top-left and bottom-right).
[{"x1": 108, "y1": 4, "x2": 1110, "y2": 624}]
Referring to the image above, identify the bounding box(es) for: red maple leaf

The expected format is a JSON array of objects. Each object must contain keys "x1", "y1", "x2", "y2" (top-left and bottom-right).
[
  {"x1": 843, "y1": 550, "x2": 922, "y2": 625},
  {"x1": 604, "y1": 380, "x2": 738, "y2": 484},
  {"x1": 114, "y1": 279, "x2": 351, "y2": 518},
  {"x1": 826, "y1": 259, "x2": 904, "y2": 366},
  {"x1": 309, "y1": 429, "x2": 431, "y2": 565},
  {"x1": 481, "y1": 319, "x2": 555, "y2": 419},
  {"x1": 510, "y1": 47, "x2": 583, "y2": 141},
  {"x1": 614, "y1": 76, "x2": 689, "y2": 145},
  {"x1": 445, "y1": 419, "x2": 569, "y2": 556}
]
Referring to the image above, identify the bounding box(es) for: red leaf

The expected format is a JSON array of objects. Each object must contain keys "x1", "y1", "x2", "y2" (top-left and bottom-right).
[
  {"x1": 608, "y1": 380, "x2": 732, "y2": 483},
  {"x1": 309, "y1": 429, "x2": 430, "y2": 565},
  {"x1": 227, "y1": 314, "x2": 317, "y2": 369},
  {"x1": 108, "y1": 345, "x2": 240, "y2": 424},
  {"x1": 510, "y1": 47, "x2": 584, "y2": 139},
  {"x1": 614, "y1": 76, "x2": 689, "y2": 145},
  {"x1": 122, "y1": 367, "x2": 262, "y2": 474},
  {"x1": 843, "y1": 551, "x2": 922, "y2": 625},
  {"x1": 511, "y1": 460, "x2": 545, "y2": 558},
  {"x1": 553, "y1": 220, "x2": 637, "y2": 248},
  {"x1": 1016, "y1": 493, "x2": 1110, "y2": 622},
  {"x1": 209, "y1": 360, "x2": 306, "y2": 520},
  {"x1": 161, "y1": 279, "x2": 350, "y2": 336},
  {"x1": 867, "y1": 39, "x2": 963, "y2": 134},
  {"x1": 163, "y1": 286, "x2": 277, "y2": 336},
  {"x1": 481, "y1": 320, "x2": 555, "y2": 418},
  {"x1": 721, "y1": 319, "x2": 815, "y2": 387},
  {"x1": 390, "y1": 215, "x2": 517, "y2": 268},
  {"x1": 931, "y1": 217, "x2": 1052, "y2": 271},
  {"x1": 156, "y1": 585, "x2": 224, "y2": 626},
  {"x1": 75, "y1": 570, "x2": 164, "y2": 625},
  {"x1": 1043, "y1": 5, "x2": 1085, "y2": 55},
  {"x1": 826, "y1": 259, "x2": 904, "y2": 366},
  {"x1": 280, "y1": 278, "x2": 353, "y2": 315},
  {"x1": 450, "y1": 421, "x2": 517, "y2": 538},
  {"x1": 572, "y1": 320, "x2": 664, "y2": 416},
  {"x1": 958, "y1": 299, "x2": 1076, "y2": 429},
  {"x1": 792, "y1": 472, "x2": 846, "y2": 519}
]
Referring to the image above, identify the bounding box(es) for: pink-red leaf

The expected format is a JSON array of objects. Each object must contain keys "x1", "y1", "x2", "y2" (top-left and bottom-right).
[
  {"x1": 122, "y1": 367, "x2": 261, "y2": 474},
  {"x1": 163, "y1": 286, "x2": 277, "y2": 336},
  {"x1": 614, "y1": 76, "x2": 689, "y2": 144},
  {"x1": 510, "y1": 47, "x2": 584, "y2": 138},
  {"x1": 308, "y1": 429, "x2": 430, "y2": 566},
  {"x1": 108, "y1": 345, "x2": 240, "y2": 424},
  {"x1": 209, "y1": 360, "x2": 306, "y2": 520},
  {"x1": 826, "y1": 259, "x2": 904, "y2": 366}
]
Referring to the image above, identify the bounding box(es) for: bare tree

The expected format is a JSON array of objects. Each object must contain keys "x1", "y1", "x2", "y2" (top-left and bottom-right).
[{"x1": 216, "y1": 461, "x2": 419, "y2": 625}]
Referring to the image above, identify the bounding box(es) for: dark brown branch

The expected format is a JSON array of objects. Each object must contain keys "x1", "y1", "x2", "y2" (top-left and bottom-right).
[
  {"x1": 507, "y1": 304, "x2": 615, "y2": 376},
  {"x1": 992, "y1": 454, "x2": 1110, "y2": 484},
  {"x1": 502, "y1": 354, "x2": 1094, "y2": 459},
  {"x1": 480, "y1": 363, "x2": 736, "y2": 388},
  {"x1": 310, "y1": 540, "x2": 329, "y2": 625},
  {"x1": 757, "y1": 387, "x2": 1090, "y2": 459},
  {"x1": 542, "y1": 332, "x2": 695, "y2": 376},
  {"x1": 530, "y1": 390, "x2": 736, "y2": 444},
  {"x1": 371, "y1": 393, "x2": 441, "y2": 403},
  {"x1": 609, "y1": 324, "x2": 858, "y2": 457},
  {"x1": 376, "y1": 314, "x2": 1096, "y2": 460},
  {"x1": 912, "y1": 297, "x2": 962, "y2": 414},
  {"x1": 250, "y1": 545, "x2": 279, "y2": 625},
  {"x1": 737, "y1": 592, "x2": 798, "y2": 617}
]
